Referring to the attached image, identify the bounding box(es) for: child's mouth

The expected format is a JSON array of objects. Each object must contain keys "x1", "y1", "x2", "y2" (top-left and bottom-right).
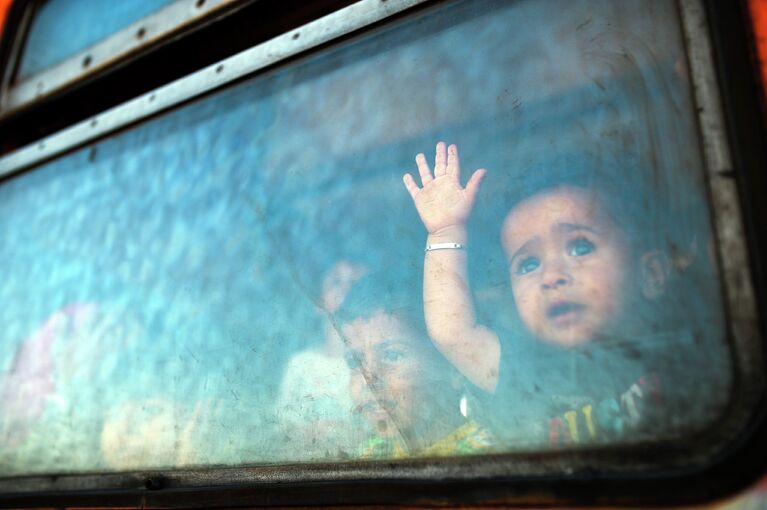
[
  {"x1": 546, "y1": 301, "x2": 585, "y2": 326},
  {"x1": 357, "y1": 400, "x2": 396, "y2": 422}
]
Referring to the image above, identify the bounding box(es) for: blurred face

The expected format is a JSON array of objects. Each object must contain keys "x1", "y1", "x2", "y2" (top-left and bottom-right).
[
  {"x1": 321, "y1": 261, "x2": 367, "y2": 313},
  {"x1": 342, "y1": 311, "x2": 424, "y2": 436},
  {"x1": 501, "y1": 186, "x2": 637, "y2": 347}
]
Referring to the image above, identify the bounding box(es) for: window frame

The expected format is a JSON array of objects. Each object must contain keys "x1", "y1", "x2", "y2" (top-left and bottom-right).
[
  {"x1": 0, "y1": 0, "x2": 254, "y2": 116},
  {"x1": 0, "y1": 0, "x2": 765, "y2": 507}
]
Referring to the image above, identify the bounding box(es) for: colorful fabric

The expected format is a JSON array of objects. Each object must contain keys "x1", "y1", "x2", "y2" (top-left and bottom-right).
[
  {"x1": 358, "y1": 420, "x2": 496, "y2": 459},
  {"x1": 485, "y1": 328, "x2": 724, "y2": 447},
  {"x1": 420, "y1": 420, "x2": 497, "y2": 456},
  {"x1": 358, "y1": 436, "x2": 408, "y2": 460},
  {"x1": 548, "y1": 373, "x2": 664, "y2": 446}
]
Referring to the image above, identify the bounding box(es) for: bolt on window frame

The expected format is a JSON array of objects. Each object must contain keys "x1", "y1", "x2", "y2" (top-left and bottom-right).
[{"x1": 0, "y1": 0, "x2": 256, "y2": 117}]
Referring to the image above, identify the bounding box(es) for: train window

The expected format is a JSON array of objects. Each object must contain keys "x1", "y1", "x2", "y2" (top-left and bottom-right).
[
  {"x1": 1, "y1": 0, "x2": 247, "y2": 114},
  {"x1": 0, "y1": 0, "x2": 764, "y2": 507},
  {"x1": 17, "y1": 0, "x2": 176, "y2": 79}
]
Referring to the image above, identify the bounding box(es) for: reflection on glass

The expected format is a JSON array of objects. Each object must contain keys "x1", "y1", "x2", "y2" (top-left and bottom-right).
[
  {"x1": 275, "y1": 261, "x2": 369, "y2": 459},
  {"x1": 101, "y1": 398, "x2": 202, "y2": 469},
  {"x1": 17, "y1": 0, "x2": 175, "y2": 80},
  {"x1": 0, "y1": 0, "x2": 731, "y2": 474}
]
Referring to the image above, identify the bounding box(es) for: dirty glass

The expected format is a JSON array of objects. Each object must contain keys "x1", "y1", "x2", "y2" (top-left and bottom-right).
[
  {"x1": 16, "y1": 0, "x2": 175, "y2": 80},
  {"x1": 0, "y1": 0, "x2": 732, "y2": 474}
]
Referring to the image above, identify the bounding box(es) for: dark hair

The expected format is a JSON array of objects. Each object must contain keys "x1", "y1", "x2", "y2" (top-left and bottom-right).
[
  {"x1": 333, "y1": 269, "x2": 427, "y2": 344},
  {"x1": 331, "y1": 268, "x2": 460, "y2": 381},
  {"x1": 480, "y1": 149, "x2": 669, "y2": 256}
]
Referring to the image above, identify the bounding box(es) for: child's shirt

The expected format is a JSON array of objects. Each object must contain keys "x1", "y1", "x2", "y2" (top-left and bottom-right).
[
  {"x1": 475, "y1": 329, "x2": 731, "y2": 448},
  {"x1": 357, "y1": 419, "x2": 497, "y2": 460}
]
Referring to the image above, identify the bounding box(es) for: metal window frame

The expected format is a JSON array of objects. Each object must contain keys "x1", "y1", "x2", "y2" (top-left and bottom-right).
[
  {"x1": 0, "y1": 0, "x2": 252, "y2": 116},
  {"x1": 0, "y1": 0, "x2": 764, "y2": 507},
  {"x1": 0, "y1": 0, "x2": 426, "y2": 178}
]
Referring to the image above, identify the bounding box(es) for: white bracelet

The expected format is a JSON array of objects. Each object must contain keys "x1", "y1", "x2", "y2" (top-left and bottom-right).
[{"x1": 424, "y1": 242, "x2": 464, "y2": 252}]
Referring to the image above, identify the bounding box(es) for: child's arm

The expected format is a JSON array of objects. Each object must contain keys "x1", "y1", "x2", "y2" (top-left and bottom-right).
[{"x1": 403, "y1": 142, "x2": 501, "y2": 392}]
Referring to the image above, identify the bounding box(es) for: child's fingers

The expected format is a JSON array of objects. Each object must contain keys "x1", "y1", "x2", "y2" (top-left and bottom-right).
[
  {"x1": 415, "y1": 153, "x2": 433, "y2": 185},
  {"x1": 403, "y1": 173, "x2": 421, "y2": 200},
  {"x1": 447, "y1": 143, "x2": 460, "y2": 179},
  {"x1": 465, "y1": 168, "x2": 487, "y2": 204},
  {"x1": 434, "y1": 141, "x2": 447, "y2": 177}
]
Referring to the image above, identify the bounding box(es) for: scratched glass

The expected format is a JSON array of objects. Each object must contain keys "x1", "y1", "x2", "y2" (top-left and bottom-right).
[{"x1": 0, "y1": 0, "x2": 732, "y2": 474}]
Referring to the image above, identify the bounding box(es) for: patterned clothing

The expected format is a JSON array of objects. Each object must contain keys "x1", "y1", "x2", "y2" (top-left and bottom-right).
[
  {"x1": 358, "y1": 420, "x2": 496, "y2": 459},
  {"x1": 547, "y1": 372, "x2": 664, "y2": 446},
  {"x1": 484, "y1": 329, "x2": 730, "y2": 447}
]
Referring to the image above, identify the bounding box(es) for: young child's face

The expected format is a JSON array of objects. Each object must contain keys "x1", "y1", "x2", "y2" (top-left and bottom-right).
[
  {"x1": 501, "y1": 186, "x2": 636, "y2": 347},
  {"x1": 342, "y1": 311, "x2": 425, "y2": 435}
]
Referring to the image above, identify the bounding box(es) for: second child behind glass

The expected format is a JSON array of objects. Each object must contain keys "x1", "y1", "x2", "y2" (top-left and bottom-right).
[{"x1": 334, "y1": 272, "x2": 496, "y2": 459}]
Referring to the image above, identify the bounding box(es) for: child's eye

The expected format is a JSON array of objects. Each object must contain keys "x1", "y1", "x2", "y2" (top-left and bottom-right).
[
  {"x1": 382, "y1": 349, "x2": 405, "y2": 363},
  {"x1": 516, "y1": 256, "x2": 540, "y2": 275},
  {"x1": 568, "y1": 237, "x2": 595, "y2": 257},
  {"x1": 344, "y1": 351, "x2": 362, "y2": 370}
]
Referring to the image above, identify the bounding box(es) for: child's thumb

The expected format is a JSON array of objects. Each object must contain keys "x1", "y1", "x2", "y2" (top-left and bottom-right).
[{"x1": 465, "y1": 168, "x2": 487, "y2": 201}]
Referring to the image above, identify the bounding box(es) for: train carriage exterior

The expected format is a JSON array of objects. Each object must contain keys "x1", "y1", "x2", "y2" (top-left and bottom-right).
[{"x1": 0, "y1": 0, "x2": 766, "y2": 508}]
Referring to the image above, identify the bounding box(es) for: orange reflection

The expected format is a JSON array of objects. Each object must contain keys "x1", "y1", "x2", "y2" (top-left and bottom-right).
[
  {"x1": 0, "y1": 0, "x2": 12, "y2": 38},
  {"x1": 750, "y1": 0, "x2": 767, "y2": 100}
]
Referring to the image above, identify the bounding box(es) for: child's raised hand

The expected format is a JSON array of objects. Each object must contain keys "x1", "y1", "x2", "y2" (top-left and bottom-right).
[{"x1": 403, "y1": 142, "x2": 486, "y2": 236}]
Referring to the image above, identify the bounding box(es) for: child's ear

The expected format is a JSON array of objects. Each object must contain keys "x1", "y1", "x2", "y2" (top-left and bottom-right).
[{"x1": 640, "y1": 250, "x2": 670, "y2": 300}]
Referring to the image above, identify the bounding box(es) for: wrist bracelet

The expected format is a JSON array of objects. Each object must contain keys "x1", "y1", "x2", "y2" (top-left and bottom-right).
[{"x1": 425, "y1": 242, "x2": 464, "y2": 252}]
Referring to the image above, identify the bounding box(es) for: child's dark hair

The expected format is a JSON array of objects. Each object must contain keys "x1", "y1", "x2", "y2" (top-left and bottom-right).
[
  {"x1": 333, "y1": 268, "x2": 422, "y2": 327},
  {"x1": 473, "y1": 147, "x2": 721, "y2": 340},
  {"x1": 331, "y1": 268, "x2": 458, "y2": 380},
  {"x1": 484, "y1": 150, "x2": 671, "y2": 256}
]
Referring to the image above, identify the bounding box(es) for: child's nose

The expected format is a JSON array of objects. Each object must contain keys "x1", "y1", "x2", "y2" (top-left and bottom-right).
[
  {"x1": 350, "y1": 370, "x2": 366, "y2": 395},
  {"x1": 361, "y1": 367, "x2": 385, "y2": 393},
  {"x1": 540, "y1": 262, "x2": 571, "y2": 290}
]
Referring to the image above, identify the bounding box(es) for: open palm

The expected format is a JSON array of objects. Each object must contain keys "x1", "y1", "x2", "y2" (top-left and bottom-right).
[{"x1": 403, "y1": 142, "x2": 486, "y2": 235}]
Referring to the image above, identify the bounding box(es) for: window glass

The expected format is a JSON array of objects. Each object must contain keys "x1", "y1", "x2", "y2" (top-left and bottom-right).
[
  {"x1": 16, "y1": 0, "x2": 175, "y2": 80},
  {"x1": 0, "y1": 0, "x2": 732, "y2": 475}
]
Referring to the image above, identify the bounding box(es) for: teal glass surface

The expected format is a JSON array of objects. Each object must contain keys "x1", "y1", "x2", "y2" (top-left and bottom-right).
[{"x1": 0, "y1": 0, "x2": 732, "y2": 474}]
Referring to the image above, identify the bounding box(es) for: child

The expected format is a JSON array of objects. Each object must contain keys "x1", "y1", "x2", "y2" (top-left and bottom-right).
[
  {"x1": 333, "y1": 272, "x2": 496, "y2": 459},
  {"x1": 402, "y1": 142, "x2": 728, "y2": 446}
]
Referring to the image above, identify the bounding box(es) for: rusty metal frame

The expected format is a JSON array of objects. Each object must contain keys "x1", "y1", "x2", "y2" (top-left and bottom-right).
[{"x1": 679, "y1": 0, "x2": 765, "y2": 442}]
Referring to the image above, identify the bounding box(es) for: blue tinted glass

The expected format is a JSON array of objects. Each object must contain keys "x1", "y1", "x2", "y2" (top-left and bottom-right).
[
  {"x1": 0, "y1": 0, "x2": 732, "y2": 474},
  {"x1": 17, "y1": 0, "x2": 174, "y2": 79}
]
